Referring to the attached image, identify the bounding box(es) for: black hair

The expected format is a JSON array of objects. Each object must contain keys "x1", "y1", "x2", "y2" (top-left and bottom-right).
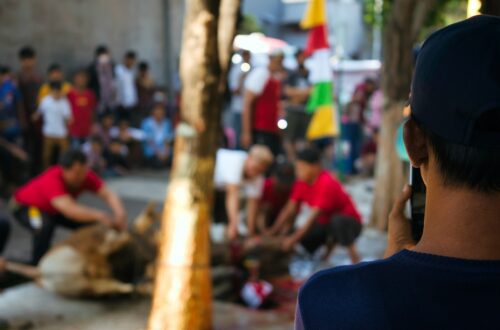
[
  {"x1": 47, "y1": 63, "x2": 61, "y2": 74},
  {"x1": 19, "y1": 46, "x2": 36, "y2": 59},
  {"x1": 74, "y1": 68, "x2": 88, "y2": 77},
  {"x1": 125, "y1": 51, "x2": 137, "y2": 59},
  {"x1": 296, "y1": 148, "x2": 321, "y2": 164},
  {"x1": 110, "y1": 138, "x2": 122, "y2": 145},
  {"x1": 95, "y1": 45, "x2": 109, "y2": 57},
  {"x1": 90, "y1": 136, "x2": 103, "y2": 145},
  {"x1": 295, "y1": 48, "x2": 305, "y2": 58},
  {"x1": 274, "y1": 161, "x2": 295, "y2": 184},
  {"x1": 0, "y1": 66, "x2": 10, "y2": 75},
  {"x1": 365, "y1": 77, "x2": 377, "y2": 86},
  {"x1": 49, "y1": 80, "x2": 62, "y2": 91},
  {"x1": 60, "y1": 150, "x2": 87, "y2": 169},
  {"x1": 138, "y1": 61, "x2": 149, "y2": 71},
  {"x1": 99, "y1": 111, "x2": 114, "y2": 120},
  {"x1": 419, "y1": 115, "x2": 500, "y2": 193}
]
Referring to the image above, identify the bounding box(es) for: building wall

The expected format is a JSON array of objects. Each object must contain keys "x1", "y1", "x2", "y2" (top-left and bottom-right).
[
  {"x1": 242, "y1": 0, "x2": 366, "y2": 59},
  {"x1": 0, "y1": 0, "x2": 168, "y2": 84}
]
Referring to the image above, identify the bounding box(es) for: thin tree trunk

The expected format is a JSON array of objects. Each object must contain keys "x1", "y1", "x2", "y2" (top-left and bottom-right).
[
  {"x1": 147, "y1": 0, "x2": 240, "y2": 329},
  {"x1": 371, "y1": 0, "x2": 437, "y2": 230}
]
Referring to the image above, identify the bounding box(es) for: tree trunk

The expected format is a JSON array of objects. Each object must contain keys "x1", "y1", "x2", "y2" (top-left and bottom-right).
[
  {"x1": 371, "y1": 0, "x2": 438, "y2": 230},
  {"x1": 147, "y1": 0, "x2": 240, "y2": 329},
  {"x1": 481, "y1": 0, "x2": 500, "y2": 15}
]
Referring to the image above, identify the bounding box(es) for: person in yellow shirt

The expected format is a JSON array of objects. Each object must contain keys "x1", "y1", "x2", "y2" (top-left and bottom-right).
[{"x1": 37, "y1": 63, "x2": 71, "y2": 104}]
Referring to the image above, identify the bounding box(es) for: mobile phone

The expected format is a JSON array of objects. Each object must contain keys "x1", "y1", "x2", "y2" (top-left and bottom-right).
[{"x1": 409, "y1": 166, "x2": 425, "y2": 242}]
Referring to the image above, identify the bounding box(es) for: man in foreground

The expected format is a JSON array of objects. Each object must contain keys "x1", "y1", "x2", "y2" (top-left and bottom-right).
[
  {"x1": 267, "y1": 148, "x2": 362, "y2": 262},
  {"x1": 296, "y1": 16, "x2": 500, "y2": 329},
  {"x1": 10, "y1": 150, "x2": 127, "y2": 264},
  {"x1": 213, "y1": 145, "x2": 274, "y2": 240}
]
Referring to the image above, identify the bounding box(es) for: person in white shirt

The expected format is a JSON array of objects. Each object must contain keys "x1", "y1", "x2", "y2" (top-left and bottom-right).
[
  {"x1": 115, "y1": 51, "x2": 138, "y2": 122},
  {"x1": 33, "y1": 81, "x2": 72, "y2": 169},
  {"x1": 213, "y1": 145, "x2": 274, "y2": 240}
]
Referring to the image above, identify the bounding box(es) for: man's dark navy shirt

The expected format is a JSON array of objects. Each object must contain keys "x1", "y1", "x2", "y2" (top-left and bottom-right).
[{"x1": 296, "y1": 250, "x2": 500, "y2": 329}]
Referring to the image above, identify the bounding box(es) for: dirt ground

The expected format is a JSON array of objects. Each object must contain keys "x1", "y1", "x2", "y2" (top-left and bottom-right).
[{"x1": 0, "y1": 172, "x2": 385, "y2": 329}]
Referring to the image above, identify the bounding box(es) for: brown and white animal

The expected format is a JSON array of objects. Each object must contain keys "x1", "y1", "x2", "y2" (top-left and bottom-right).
[
  {"x1": 6, "y1": 203, "x2": 160, "y2": 297},
  {"x1": 6, "y1": 202, "x2": 290, "y2": 298}
]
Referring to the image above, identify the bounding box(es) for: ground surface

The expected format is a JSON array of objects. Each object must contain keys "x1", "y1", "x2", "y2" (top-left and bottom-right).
[{"x1": 0, "y1": 171, "x2": 385, "y2": 329}]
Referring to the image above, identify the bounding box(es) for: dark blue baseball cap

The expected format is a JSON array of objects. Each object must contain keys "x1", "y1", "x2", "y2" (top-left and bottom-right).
[{"x1": 410, "y1": 15, "x2": 500, "y2": 147}]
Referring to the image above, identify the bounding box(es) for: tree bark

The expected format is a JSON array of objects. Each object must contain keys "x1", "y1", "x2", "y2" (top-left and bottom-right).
[
  {"x1": 147, "y1": 0, "x2": 240, "y2": 329},
  {"x1": 371, "y1": 0, "x2": 438, "y2": 230},
  {"x1": 481, "y1": 0, "x2": 500, "y2": 16}
]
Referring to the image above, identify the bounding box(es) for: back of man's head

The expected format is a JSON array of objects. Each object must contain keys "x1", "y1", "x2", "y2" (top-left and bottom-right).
[
  {"x1": 296, "y1": 148, "x2": 321, "y2": 165},
  {"x1": 60, "y1": 150, "x2": 88, "y2": 169},
  {"x1": 249, "y1": 145, "x2": 274, "y2": 166},
  {"x1": 410, "y1": 15, "x2": 500, "y2": 193}
]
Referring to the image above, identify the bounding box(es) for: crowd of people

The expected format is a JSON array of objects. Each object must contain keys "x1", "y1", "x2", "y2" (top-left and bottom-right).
[
  {"x1": 0, "y1": 43, "x2": 382, "y2": 276},
  {"x1": 0, "y1": 45, "x2": 175, "y2": 198},
  {"x1": 211, "y1": 48, "x2": 383, "y2": 263}
]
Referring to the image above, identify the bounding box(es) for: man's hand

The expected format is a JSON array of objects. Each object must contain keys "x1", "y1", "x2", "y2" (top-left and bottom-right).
[
  {"x1": 227, "y1": 224, "x2": 238, "y2": 241},
  {"x1": 281, "y1": 236, "x2": 296, "y2": 252},
  {"x1": 241, "y1": 131, "x2": 252, "y2": 149},
  {"x1": 97, "y1": 212, "x2": 115, "y2": 228},
  {"x1": 384, "y1": 185, "x2": 416, "y2": 258},
  {"x1": 113, "y1": 213, "x2": 128, "y2": 231}
]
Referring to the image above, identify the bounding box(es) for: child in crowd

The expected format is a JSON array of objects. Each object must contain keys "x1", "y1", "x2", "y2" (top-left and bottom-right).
[
  {"x1": 91, "y1": 111, "x2": 114, "y2": 149},
  {"x1": 68, "y1": 70, "x2": 97, "y2": 147},
  {"x1": 0, "y1": 66, "x2": 22, "y2": 143},
  {"x1": 252, "y1": 161, "x2": 295, "y2": 235},
  {"x1": 136, "y1": 61, "x2": 156, "y2": 124},
  {"x1": 37, "y1": 64, "x2": 72, "y2": 103},
  {"x1": 84, "y1": 136, "x2": 106, "y2": 175},
  {"x1": 110, "y1": 119, "x2": 144, "y2": 166},
  {"x1": 104, "y1": 138, "x2": 129, "y2": 177},
  {"x1": 115, "y1": 51, "x2": 138, "y2": 121},
  {"x1": 33, "y1": 81, "x2": 72, "y2": 169},
  {"x1": 141, "y1": 103, "x2": 174, "y2": 168}
]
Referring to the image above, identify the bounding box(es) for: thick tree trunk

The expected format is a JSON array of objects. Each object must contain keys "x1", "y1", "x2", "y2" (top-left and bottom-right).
[
  {"x1": 147, "y1": 0, "x2": 240, "y2": 329},
  {"x1": 371, "y1": 0, "x2": 437, "y2": 230},
  {"x1": 481, "y1": 0, "x2": 500, "y2": 16}
]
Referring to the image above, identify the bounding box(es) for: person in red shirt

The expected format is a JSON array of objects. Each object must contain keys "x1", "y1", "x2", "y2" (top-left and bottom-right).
[
  {"x1": 250, "y1": 161, "x2": 295, "y2": 235},
  {"x1": 241, "y1": 52, "x2": 284, "y2": 156},
  {"x1": 68, "y1": 70, "x2": 97, "y2": 147},
  {"x1": 267, "y1": 148, "x2": 362, "y2": 264},
  {"x1": 10, "y1": 150, "x2": 127, "y2": 264}
]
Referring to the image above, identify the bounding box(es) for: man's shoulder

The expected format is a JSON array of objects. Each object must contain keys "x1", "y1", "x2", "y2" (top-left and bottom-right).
[
  {"x1": 301, "y1": 258, "x2": 395, "y2": 296},
  {"x1": 298, "y1": 258, "x2": 402, "y2": 327},
  {"x1": 40, "y1": 94, "x2": 54, "y2": 104}
]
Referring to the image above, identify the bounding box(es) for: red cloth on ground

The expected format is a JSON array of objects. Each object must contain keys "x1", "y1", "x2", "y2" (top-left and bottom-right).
[
  {"x1": 14, "y1": 166, "x2": 103, "y2": 214},
  {"x1": 290, "y1": 170, "x2": 361, "y2": 224}
]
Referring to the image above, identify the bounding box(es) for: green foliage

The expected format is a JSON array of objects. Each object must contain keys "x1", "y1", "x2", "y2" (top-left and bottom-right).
[
  {"x1": 237, "y1": 14, "x2": 265, "y2": 35},
  {"x1": 363, "y1": 0, "x2": 467, "y2": 41},
  {"x1": 420, "y1": 0, "x2": 467, "y2": 41},
  {"x1": 363, "y1": 0, "x2": 391, "y2": 28}
]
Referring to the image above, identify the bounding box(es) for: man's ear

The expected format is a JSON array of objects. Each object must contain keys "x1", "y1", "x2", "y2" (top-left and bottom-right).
[{"x1": 403, "y1": 118, "x2": 429, "y2": 168}]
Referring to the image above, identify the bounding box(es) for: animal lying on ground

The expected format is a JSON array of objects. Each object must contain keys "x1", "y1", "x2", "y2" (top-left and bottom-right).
[
  {"x1": 6, "y1": 203, "x2": 159, "y2": 297},
  {"x1": 5, "y1": 203, "x2": 290, "y2": 298}
]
